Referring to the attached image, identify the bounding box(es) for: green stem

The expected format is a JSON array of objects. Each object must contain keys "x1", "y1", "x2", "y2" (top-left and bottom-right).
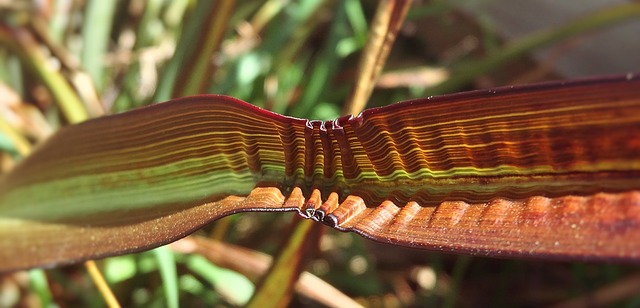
[
  {"x1": 80, "y1": 0, "x2": 117, "y2": 91},
  {"x1": 0, "y1": 25, "x2": 88, "y2": 123}
]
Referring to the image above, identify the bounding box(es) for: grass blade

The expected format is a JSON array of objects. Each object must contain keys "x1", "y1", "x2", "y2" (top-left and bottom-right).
[
  {"x1": 28, "y1": 269, "x2": 53, "y2": 307},
  {"x1": 289, "y1": 1, "x2": 350, "y2": 118},
  {"x1": 246, "y1": 218, "x2": 322, "y2": 307},
  {"x1": 152, "y1": 246, "x2": 178, "y2": 308},
  {"x1": 173, "y1": 0, "x2": 235, "y2": 97},
  {"x1": 184, "y1": 254, "x2": 254, "y2": 306},
  {"x1": 343, "y1": 0, "x2": 411, "y2": 115},
  {"x1": 0, "y1": 25, "x2": 88, "y2": 123},
  {"x1": 80, "y1": 0, "x2": 117, "y2": 91},
  {"x1": 154, "y1": 0, "x2": 235, "y2": 101}
]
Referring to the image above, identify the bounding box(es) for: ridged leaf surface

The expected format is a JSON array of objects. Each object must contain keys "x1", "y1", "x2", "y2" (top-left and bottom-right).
[{"x1": 1, "y1": 75, "x2": 639, "y2": 271}]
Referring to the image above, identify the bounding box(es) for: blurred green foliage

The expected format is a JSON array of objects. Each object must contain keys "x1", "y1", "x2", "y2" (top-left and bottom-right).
[{"x1": 1, "y1": 0, "x2": 640, "y2": 307}]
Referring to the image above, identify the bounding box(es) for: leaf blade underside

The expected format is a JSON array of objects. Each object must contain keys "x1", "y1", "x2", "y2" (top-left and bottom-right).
[{"x1": 1, "y1": 74, "x2": 640, "y2": 271}]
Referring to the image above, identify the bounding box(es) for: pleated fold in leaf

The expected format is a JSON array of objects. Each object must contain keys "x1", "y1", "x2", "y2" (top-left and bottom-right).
[{"x1": 1, "y1": 74, "x2": 640, "y2": 271}]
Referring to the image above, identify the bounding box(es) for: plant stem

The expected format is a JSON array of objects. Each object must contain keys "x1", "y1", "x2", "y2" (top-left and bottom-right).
[{"x1": 85, "y1": 260, "x2": 121, "y2": 308}]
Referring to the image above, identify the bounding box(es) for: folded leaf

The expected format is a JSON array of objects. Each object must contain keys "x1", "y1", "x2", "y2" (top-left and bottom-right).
[{"x1": 1, "y1": 74, "x2": 640, "y2": 271}]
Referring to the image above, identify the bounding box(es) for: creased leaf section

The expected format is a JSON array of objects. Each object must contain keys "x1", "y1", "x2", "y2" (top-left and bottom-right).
[{"x1": 1, "y1": 75, "x2": 640, "y2": 271}]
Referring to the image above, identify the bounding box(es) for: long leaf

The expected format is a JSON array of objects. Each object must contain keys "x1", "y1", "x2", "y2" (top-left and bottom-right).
[
  {"x1": 0, "y1": 24, "x2": 88, "y2": 123},
  {"x1": 172, "y1": 0, "x2": 235, "y2": 97},
  {"x1": 1, "y1": 74, "x2": 639, "y2": 271},
  {"x1": 153, "y1": 0, "x2": 234, "y2": 102},
  {"x1": 80, "y1": 0, "x2": 117, "y2": 91}
]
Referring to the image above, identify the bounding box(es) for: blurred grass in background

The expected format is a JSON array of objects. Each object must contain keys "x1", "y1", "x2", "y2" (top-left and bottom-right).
[{"x1": 1, "y1": 0, "x2": 640, "y2": 306}]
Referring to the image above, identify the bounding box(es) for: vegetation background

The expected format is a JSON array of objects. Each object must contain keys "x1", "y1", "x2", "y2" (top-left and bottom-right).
[{"x1": 1, "y1": 0, "x2": 639, "y2": 307}]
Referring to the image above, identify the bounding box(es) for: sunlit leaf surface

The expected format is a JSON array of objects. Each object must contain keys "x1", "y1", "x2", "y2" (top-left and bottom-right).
[{"x1": 1, "y1": 74, "x2": 639, "y2": 271}]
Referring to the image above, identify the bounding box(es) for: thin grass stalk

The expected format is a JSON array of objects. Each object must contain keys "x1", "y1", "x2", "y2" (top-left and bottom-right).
[
  {"x1": 84, "y1": 260, "x2": 121, "y2": 308},
  {"x1": 0, "y1": 25, "x2": 88, "y2": 123},
  {"x1": 343, "y1": 0, "x2": 411, "y2": 115}
]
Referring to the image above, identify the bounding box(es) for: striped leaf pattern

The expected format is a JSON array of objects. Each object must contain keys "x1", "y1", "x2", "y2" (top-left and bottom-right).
[{"x1": 1, "y1": 74, "x2": 639, "y2": 271}]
